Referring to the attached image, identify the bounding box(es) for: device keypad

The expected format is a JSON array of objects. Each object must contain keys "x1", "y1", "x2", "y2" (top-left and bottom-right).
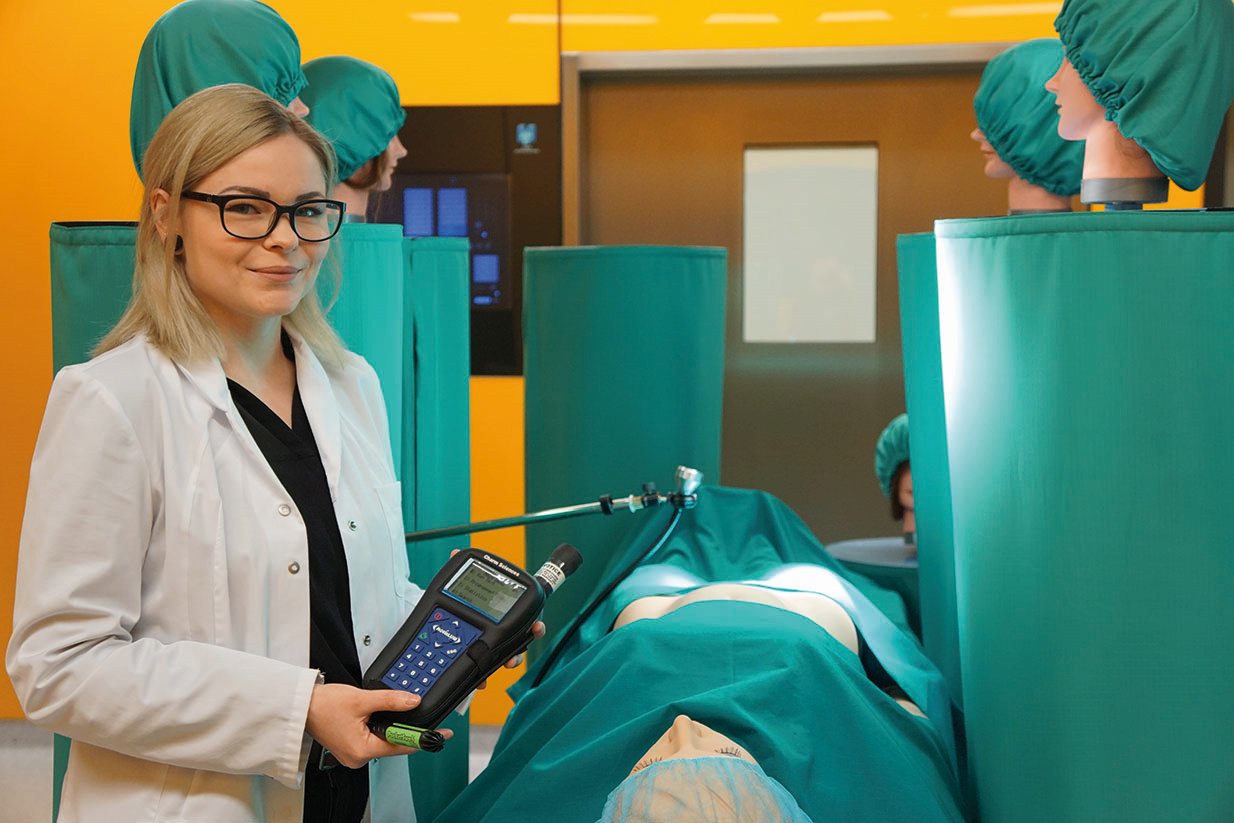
[{"x1": 384, "y1": 608, "x2": 481, "y2": 695}]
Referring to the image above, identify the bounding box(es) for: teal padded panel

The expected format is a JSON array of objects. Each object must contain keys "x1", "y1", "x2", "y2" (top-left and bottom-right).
[
  {"x1": 935, "y1": 211, "x2": 1234, "y2": 823},
  {"x1": 328, "y1": 223, "x2": 406, "y2": 467},
  {"x1": 398, "y1": 237, "x2": 472, "y2": 823},
  {"x1": 48, "y1": 221, "x2": 137, "y2": 822},
  {"x1": 522, "y1": 245, "x2": 727, "y2": 655},
  {"x1": 49, "y1": 222, "x2": 137, "y2": 372},
  {"x1": 896, "y1": 232, "x2": 962, "y2": 707}
]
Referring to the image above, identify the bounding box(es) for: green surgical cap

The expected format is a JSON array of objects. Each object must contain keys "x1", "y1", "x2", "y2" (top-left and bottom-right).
[
  {"x1": 974, "y1": 39, "x2": 1085, "y2": 197},
  {"x1": 1055, "y1": 0, "x2": 1234, "y2": 191},
  {"x1": 130, "y1": 0, "x2": 306, "y2": 179},
  {"x1": 875, "y1": 414, "x2": 910, "y2": 498},
  {"x1": 300, "y1": 57, "x2": 406, "y2": 183}
]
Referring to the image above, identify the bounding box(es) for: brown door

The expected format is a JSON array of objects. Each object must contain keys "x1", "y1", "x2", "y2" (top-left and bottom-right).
[{"x1": 578, "y1": 68, "x2": 1004, "y2": 541}]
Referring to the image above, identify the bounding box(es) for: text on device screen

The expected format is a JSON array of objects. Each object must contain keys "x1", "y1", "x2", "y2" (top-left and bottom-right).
[{"x1": 443, "y1": 558, "x2": 527, "y2": 620}]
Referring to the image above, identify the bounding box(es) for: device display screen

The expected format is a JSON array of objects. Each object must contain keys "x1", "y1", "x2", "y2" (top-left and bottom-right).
[{"x1": 443, "y1": 558, "x2": 527, "y2": 621}]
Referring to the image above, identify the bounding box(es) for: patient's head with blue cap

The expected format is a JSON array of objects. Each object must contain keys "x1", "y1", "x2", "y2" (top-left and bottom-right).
[{"x1": 599, "y1": 715, "x2": 814, "y2": 822}]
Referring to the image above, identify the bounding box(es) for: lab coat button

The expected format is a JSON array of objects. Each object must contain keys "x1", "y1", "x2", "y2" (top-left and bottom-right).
[
  {"x1": 363, "y1": 635, "x2": 372, "y2": 646},
  {"x1": 288, "y1": 561, "x2": 301, "y2": 574},
  {"x1": 278, "y1": 504, "x2": 292, "y2": 517},
  {"x1": 348, "y1": 520, "x2": 358, "y2": 531}
]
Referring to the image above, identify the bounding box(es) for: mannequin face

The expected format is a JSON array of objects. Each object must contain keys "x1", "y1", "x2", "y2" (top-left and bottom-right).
[
  {"x1": 629, "y1": 715, "x2": 759, "y2": 776},
  {"x1": 970, "y1": 127, "x2": 1016, "y2": 179},
  {"x1": 1044, "y1": 56, "x2": 1105, "y2": 141},
  {"x1": 375, "y1": 134, "x2": 408, "y2": 192},
  {"x1": 896, "y1": 466, "x2": 913, "y2": 514}
]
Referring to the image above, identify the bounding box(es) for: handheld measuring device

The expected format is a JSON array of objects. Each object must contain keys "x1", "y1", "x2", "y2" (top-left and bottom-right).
[{"x1": 363, "y1": 543, "x2": 581, "y2": 743}]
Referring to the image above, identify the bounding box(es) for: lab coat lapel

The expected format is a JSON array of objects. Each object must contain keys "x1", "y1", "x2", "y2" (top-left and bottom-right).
[{"x1": 286, "y1": 330, "x2": 343, "y2": 500}]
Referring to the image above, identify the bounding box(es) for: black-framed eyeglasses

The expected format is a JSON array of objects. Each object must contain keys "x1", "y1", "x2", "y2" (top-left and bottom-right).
[{"x1": 182, "y1": 191, "x2": 346, "y2": 242}]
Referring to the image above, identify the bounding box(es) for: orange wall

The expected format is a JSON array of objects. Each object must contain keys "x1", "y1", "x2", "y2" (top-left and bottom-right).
[
  {"x1": 0, "y1": 0, "x2": 556, "y2": 721},
  {"x1": 0, "y1": 0, "x2": 1197, "y2": 721}
]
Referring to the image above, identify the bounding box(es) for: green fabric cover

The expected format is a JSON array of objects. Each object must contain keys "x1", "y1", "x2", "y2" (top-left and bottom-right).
[
  {"x1": 436, "y1": 486, "x2": 964, "y2": 823},
  {"x1": 935, "y1": 210, "x2": 1234, "y2": 822},
  {"x1": 875, "y1": 413, "x2": 910, "y2": 497},
  {"x1": 1054, "y1": 0, "x2": 1234, "y2": 191},
  {"x1": 974, "y1": 39, "x2": 1084, "y2": 197},
  {"x1": 896, "y1": 232, "x2": 962, "y2": 708},
  {"x1": 522, "y1": 246, "x2": 727, "y2": 657},
  {"x1": 301, "y1": 56, "x2": 406, "y2": 183},
  {"x1": 130, "y1": 0, "x2": 306, "y2": 178},
  {"x1": 327, "y1": 224, "x2": 405, "y2": 464},
  {"x1": 398, "y1": 237, "x2": 471, "y2": 823},
  {"x1": 48, "y1": 223, "x2": 137, "y2": 372}
]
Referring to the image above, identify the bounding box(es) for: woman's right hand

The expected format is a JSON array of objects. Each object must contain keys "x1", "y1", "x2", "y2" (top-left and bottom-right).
[{"x1": 305, "y1": 683, "x2": 452, "y2": 768}]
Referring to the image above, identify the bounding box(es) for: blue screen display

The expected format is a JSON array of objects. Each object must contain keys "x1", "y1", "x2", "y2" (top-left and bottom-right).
[
  {"x1": 472, "y1": 254, "x2": 499, "y2": 284},
  {"x1": 402, "y1": 188, "x2": 434, "y2": 237},
  {"x1": 437, "y1": 188, "x2": 469, "y2": 237}
]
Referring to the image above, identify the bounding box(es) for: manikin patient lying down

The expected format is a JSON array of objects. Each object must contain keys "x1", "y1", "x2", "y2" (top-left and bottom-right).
[
  {"x1": 434, "y1": 487, "x2": 966, "y2": 823},
  {"x1": 614, "y1": 580, "x2": 925, "y2": 717}
]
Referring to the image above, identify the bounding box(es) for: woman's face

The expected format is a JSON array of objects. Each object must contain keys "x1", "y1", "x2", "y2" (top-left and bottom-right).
[
  {"x1": 375, "y1": 133, "x2": 408, "y2": 192},
  {"x1": 1044, "y1": 56, "x2": 1105, "y2": 141},
  {"x1": 167, "y1": 133, "x2": 331, "y2": 337},
  {"x1": 629, "y1": 715, "x2": 759, "y2": 777},
  {"x1": 970, "y1": 127, "x2": 1016, "y2": 179}
]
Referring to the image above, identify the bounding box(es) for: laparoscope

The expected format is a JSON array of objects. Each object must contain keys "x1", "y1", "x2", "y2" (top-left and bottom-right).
[{"x1": 357, "y1": 466, "x2": 702, "y2": 753}]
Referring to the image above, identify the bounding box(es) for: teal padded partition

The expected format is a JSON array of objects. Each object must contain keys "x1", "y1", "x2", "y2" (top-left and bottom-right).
[
  {"x1": 327, "y1": 223, "x2": 406, "y2": 466},
  {"x1": 935, "y1": 211, "x2": 1234, "y2": 822},
  {"x1": 49, "y1": 222, "x2": 137, "y2": 372},
  {"x1": 896, "y1": 232, "x2": 962, "y2": 707},
  {"x1": 522, "y1": 245, "x2": 727, "y2": 653},
  {"x1": 398, "y1": 237, "x2": 472, "y2": 823},
  {"x1": 48, "y1": 221, "x2": 137, "y2": 822}
]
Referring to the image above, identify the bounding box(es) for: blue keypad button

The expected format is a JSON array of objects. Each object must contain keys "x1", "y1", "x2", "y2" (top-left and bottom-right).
[
  {"x1": 386, "y1": 670, "x2": 399, "y2": 683},
  {"x1": 396, "y1": 660, "x2": 407, "y2": 671}
]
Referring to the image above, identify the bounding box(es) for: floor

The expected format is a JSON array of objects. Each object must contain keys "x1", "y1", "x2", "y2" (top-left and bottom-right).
[{"x1": 0, "y1": 720, "x2": 501, "y2": 821}]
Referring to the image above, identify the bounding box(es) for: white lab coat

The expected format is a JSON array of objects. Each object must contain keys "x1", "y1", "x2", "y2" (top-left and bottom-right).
[{"x1": 7, "y1": 330, "x2": 424, "y2": 822}]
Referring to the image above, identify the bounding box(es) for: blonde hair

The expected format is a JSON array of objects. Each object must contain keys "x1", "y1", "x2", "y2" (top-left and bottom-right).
[{"x1": 96, "y1": 83, "x2": 347, "y2": 369}]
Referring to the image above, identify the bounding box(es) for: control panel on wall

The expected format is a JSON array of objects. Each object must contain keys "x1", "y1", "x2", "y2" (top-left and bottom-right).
[
  {"x1": 380, "y1": 104, "x2": 562, "y2": 376},
  {"x1": 376, "y1": 172, "x2": 512, "y2": 311}
]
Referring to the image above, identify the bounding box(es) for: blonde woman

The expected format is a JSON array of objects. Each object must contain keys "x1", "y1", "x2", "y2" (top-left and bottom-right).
[{"x1": 8, "y1": 84, "x2": 497, "y2": 822}]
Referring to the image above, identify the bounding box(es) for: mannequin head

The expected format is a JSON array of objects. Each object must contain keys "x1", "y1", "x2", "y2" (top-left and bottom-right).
[
  {"x1": 130, "y1": 0, "x2": 307, "y2": 180},
  {"x1": 875, "y1": 414, "x2": 914, "y2": 542},
  {"x1": 301, "y1": 56, "x2": 408, "y2": 221},
  {"x1": 972, "y1": 39, "x2": 1084, "y2": 213},
  {"x1": 1052, "y1": 0, "x2": 1234, "y2": 195}
]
